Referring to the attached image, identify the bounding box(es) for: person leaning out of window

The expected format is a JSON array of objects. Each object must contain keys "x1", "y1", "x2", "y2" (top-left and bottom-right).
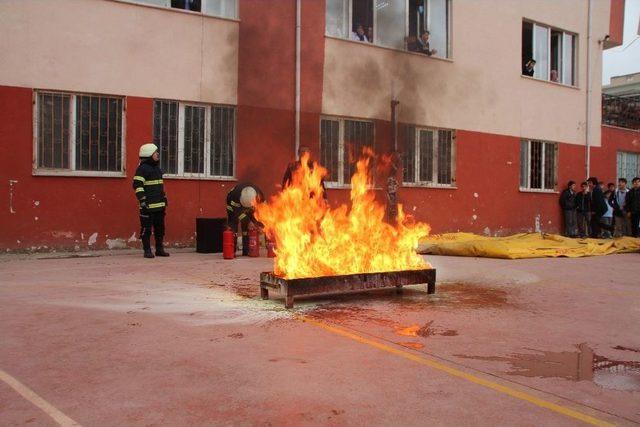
[
  {"x1": 409, "y1": 31, "x2": 437, "y2": 56},
  {"x1": 351, "y1": 24, "x2": 369, "y2": 42},
  {"x1": 133, "y1": 143, "x2": 170, "y2": 259},
  {"x1": 522, "y1": 59, "x2": 536, "y2": 76}
]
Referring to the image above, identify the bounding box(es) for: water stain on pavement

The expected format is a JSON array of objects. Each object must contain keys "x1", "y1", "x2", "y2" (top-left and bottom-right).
[{"x1": 456, "y1": 343, "x2": 640, "y2": 392}]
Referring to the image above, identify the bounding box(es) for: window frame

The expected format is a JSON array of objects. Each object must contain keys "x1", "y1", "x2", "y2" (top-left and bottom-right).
[
  {"x1": 617, "y1": 151, "x2": 640, "y2": 183},
  {"x1": 325, "y1": 0, "x2": 453, "y2": 59},
  {"x1": 123, "y1": 0, "x2": 239, "y2": 21},
  {"x1": 523, "y1": 19, "x2": 578, "y2": 87},
  {"x1": 402, "y1": 126, "x2": 457, "y2": 188},
  {"x1": 519, "y1": 139, "x2": 559, "y2": 193},
  {"x1": 32, "y1": 90, "x2": 127, "y2": 178},
  {"x1": 319, "y1": 115, "x2": 375, "y2": 188},
  {"x1": 155, "y1": 99, "x2": 237, "y2": 181}
]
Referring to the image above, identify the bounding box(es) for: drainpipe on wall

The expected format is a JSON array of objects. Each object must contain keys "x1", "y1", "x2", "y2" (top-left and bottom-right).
[
  {"x1": 295, "y1": 0, "x2": 301, "y2": 159},
  {"x1": 585, "y1": 0, "x2": 592, "y2": 178}
]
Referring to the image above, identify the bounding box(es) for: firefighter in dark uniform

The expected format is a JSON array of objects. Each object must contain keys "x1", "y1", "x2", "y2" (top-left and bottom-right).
[
  {"x1": 133, "y1": 143, "x2": 169, "y2": 259},
  {"x1": 226, "y1": 182, "x2": 264, "y2": 256},
  {"x1": 282, "y1": 146, "x2": 328, "y2": 200}
]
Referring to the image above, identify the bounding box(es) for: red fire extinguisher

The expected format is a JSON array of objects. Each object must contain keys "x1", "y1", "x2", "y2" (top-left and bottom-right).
[
  {"x1": 223, "y1": 228, "x2": 235, "y2": 260},
  {"x1": 248, "y1": 224, "x2": 259, "y2": 257},
  {"x1": 266, "y1": 236, "x2": 276, "y2": 258}
]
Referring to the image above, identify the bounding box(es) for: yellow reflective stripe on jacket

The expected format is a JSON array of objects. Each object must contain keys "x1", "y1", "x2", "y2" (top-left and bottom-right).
[
  {"x1": 238, "y1": 213, "x2": 247, "y2": 220},
  {"x1": 227, "y1": 205, "x2": 234, "y2": 211},
  {"x1": 144, "y1": 179, "x2": 164, "y2": 186},
  {"x1": 133, "y1": 176, "x2": 146, "y2": 182},
  {"x1": 230, "y1": 201, "x2": 241, "y2": 207},
  {"x1": 147, "y1": 202, "x2": 166, "y2": 209},
  {"x1": 135, "y1": 187, "x2": 145, "y2": 193}
]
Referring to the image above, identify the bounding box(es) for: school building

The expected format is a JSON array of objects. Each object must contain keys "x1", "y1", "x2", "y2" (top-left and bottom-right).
[{"x1": 0, "y1": 0, "x2": 638, "y2": 251}]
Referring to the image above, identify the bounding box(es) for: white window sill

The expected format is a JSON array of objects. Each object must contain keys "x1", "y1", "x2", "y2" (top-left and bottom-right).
[
  {"x1": 164, "y1": 175, "x2": 236, "y2": 182},
  {"x1": 402, "y1": 182, "x2": 457, "y2": 189},
  {"x1": 325, "y1": 183, "x2": 383, "y2": 190},
  {"x1": 325, "y1": 35, "x2": 453, "y2": 63},
  {"x1": 33, "y1": 169, "x2": 126, "y2": 178},
  {"x1": 519, "y1": 187, "x2": 559, "y2": 194},
  {"x1": 520, "y1": 75, "x2": 579, "y2": 90},
  {"x1": 108, "y1": 0, "x2": 240, "y2": 22}
]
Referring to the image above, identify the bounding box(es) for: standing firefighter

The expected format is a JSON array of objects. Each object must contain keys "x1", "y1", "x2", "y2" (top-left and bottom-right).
[
  {"x1": 226, "y1": 183, "x2": 264, "y2": 255},
  {"x1": 133, "y1": 143, "x2": 169, "y2": 258}
]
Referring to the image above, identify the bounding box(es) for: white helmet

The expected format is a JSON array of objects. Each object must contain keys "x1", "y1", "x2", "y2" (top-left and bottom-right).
[
  {"x1": 240, "y1": 187, "x2": 258, "y2": 208},
  {"x1": 139, "y1": 143, "x2": 158, "y2": 158}
]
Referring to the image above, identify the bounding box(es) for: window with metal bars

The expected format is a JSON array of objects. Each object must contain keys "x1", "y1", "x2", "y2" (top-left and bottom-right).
[
  {"x1": 520, "y1": 139, "x2": 557, "y2": 191},
  {"x1": 320, "y1": 117, "x2": 374, "y2": 186},
  {"x1": 402, "y1": 126, "x2": 455, "y2": 186},
  {"x1": 35, "y1": 91, "x2": 124, "y2": 175},
  {"x1": 153, "y1": 100, "x2": 235, "y2": 178},
  {"x1": 617, "y1": 151, "x2": 640, "y2": 184}
]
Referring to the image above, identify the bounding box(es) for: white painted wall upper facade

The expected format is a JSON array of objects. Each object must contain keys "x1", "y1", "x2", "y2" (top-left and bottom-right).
[
  {"x1": 0, "y1": 0, "x2": 238, "y2": 104},
  {"x1": 322, "y1": 0, "x2": 611, "y2": 147}
]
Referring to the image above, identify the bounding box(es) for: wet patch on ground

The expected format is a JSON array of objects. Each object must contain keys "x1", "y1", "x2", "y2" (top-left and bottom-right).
[{"x1": 456, "y1": 343, "x2": 640, "y2": 392}]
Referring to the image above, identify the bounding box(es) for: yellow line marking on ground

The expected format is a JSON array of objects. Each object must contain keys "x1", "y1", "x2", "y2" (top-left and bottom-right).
[
  {"x1": 0, "y1": 369, "x2": 81, "y2": 427},
  {"x1": 300, "y1": 316, "x2": 615, "y2": 427}
]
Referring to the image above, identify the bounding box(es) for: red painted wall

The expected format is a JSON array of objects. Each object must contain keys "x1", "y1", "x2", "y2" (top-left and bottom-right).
[{"x1": 608, "y1": 0, "x2": 625, "y2": 47}]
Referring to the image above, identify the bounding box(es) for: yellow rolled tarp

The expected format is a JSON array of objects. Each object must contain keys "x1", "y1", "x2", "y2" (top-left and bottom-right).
[{"x1": 417, "y1": 232, "x2": 640, "y2": 259}]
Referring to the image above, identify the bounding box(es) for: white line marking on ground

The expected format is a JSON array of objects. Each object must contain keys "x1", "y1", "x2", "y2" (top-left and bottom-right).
[{"x1": 0, "y1": 369, "x2": 81, "y2": 426}]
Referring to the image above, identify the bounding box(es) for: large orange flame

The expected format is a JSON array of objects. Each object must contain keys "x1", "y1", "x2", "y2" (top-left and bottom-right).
[{"x1": 255, "y1": 150, "x2": 431, "y2": 279}]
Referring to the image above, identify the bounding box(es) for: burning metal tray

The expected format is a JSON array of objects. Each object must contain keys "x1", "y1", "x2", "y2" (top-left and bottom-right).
[{"x1": 260, "y1": 269, "x2": 436, "y2": 308}]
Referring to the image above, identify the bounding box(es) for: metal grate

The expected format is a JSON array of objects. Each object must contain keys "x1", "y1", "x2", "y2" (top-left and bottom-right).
[
  {"x1": 437, "y1": 130, "x2": 454, "y2": 184},
  {"x1": 344, "y1": 119, "x2": 374, "y2": 181},
  {"x1": 75, "y1": 95, "x2": 123, "y2": 172},
  {"x1": 321, "y1": 119, "x2": 340, "y2": 182},
  {"x1": 210, "y1": 105, "x2": 235, "y2": 177},
  {"x1": 419, "y1": 130, "x2": 434, "y2": 182},
  {"x1": 153, "y1": 100, "x2": 179, "y2": 174},
  {"x1": 183, "y1": 105, "x2": 205, "y2": 174},
  {"x1": 402, "y1": 125, "x2": 416, "y2": 183},
  {"x1": 603, "y1": 94, "x2": 640, "y2": 130},
  {"x1": 37, "y1": 92, "x2": 70, "y2": 169}
]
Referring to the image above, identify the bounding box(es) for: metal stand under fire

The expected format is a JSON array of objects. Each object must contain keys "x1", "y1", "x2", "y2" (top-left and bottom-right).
[{"x1": 260, "y1": 269, "x2": 436, "y2": 309}]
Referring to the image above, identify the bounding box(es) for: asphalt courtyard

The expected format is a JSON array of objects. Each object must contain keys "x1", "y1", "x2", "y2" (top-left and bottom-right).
[{"x1": 1, "y1": 250, "x2": 639, "y2": 426}]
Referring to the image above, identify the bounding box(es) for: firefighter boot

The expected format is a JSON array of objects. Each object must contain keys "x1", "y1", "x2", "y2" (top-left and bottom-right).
[
  {"x1": 155, "y1": 239, "x2": 170, "y2": 257},
  {"x1": 142, "y1": 235, "x2": 154, "y2": 258}
]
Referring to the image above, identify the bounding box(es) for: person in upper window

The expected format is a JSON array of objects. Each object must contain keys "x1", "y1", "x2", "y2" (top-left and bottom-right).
[
  {"x1": 550, "y1": 70, "x2": 559, "y2": 82},
  {"x1": 522, "y1": 59, "x2": 536, "y2": 76},
  {"x1": 415, "y1": 31, "x2": 437, "y2": 56},
  {"x1": 367, "y1": 27, "x2": 374, "y2": 43},
  {"x1": 351, "y1": 24, "x2": 369, "y2": 42}
]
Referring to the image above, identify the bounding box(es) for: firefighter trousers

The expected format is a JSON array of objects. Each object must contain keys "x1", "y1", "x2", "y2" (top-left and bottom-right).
[{"x1": 140, "y1": 210, "x2": 166, "y2": 250}]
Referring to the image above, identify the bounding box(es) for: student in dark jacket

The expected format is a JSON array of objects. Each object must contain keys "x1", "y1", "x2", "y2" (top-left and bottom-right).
[
  {"x1": 587, "y1": 176, "x2": 613, "y2": 238},
  {"x1": 133, "y1": 143, "x2": 169, "y2": 258},
  {"x1": 575, "y1": 181, "x2": 591, "y2": 238},
  {"x1": 626, "y1": 177, "x2": 640, "y2": 237},
  {"x1": 559, "y1": 180, "x2": 577, "y2": 237}
]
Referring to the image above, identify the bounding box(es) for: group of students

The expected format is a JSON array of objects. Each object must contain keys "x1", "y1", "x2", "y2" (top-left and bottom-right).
[{"x1": 559, "y1": 176, "x2": 640, "y2": 239}]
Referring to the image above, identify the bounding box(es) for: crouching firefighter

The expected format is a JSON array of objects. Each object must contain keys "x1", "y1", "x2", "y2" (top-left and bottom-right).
[
  {"x1": 226, "y1": 183, "x2": 264, "y2": 256},
  {"x1": 133, "y1": 143, "x2": 169, "y2": 258}
]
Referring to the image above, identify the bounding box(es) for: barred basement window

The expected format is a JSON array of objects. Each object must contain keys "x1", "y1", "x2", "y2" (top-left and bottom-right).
[
  {"x1": 320, "y1": 117, "x2": 374, "y2": 186},
  {"x1": 403, "y1": 126, "x2": 455, "y2": 186},
  {"x1": 34, "y1": 91, "x2": 125, "y2": 176},
  {"x1": 520, "y1": 139, "x2": 557, "y2": 191},
  {"x1": 153, "y1": 100, "x2": 236, "y2": 179},
  {"x1": 153, "y1": 100, "x2": 178, "y2": 174}
]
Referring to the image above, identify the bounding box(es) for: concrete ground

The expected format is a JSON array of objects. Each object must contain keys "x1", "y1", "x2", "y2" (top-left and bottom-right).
[{"x1": 0, "y1": 250, "x2": 639, "y2": 426}]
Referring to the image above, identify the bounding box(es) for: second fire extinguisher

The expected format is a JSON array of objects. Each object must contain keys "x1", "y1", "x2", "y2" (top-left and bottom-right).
[{"x1": 223, "y1": 228, "x2": 235, "y2": 260}]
